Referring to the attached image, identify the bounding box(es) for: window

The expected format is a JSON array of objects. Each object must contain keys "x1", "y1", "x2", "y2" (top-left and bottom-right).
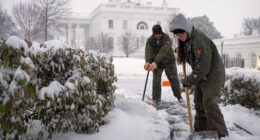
[
  {"x1": 123, "y1": 20, "x2": 128, "y2": 30},
  {"x1": 236, "y1": 53, "x2": 242, "y2": 60},
  {"x1": 251, "y1": 53, "x2": 257, "y2": 68},
  {"x1": 140, "y1": 25, "x2": 145, "y2": 30},
  {"x1": 137, "y1": 21, "x2": 148, "y2": 30},
  {"x1": 237, "y1": 53, "x2": 242, "y2": 58},
  {"x1": 108, "y1": 19, "x2": 113, "y2": 29},
  {"x1": 140, "y1": 36, "x2": 145, "y2": 47}
]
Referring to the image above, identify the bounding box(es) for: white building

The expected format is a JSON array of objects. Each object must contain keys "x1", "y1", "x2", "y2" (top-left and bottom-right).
[
  {"x1": 55, "y1": 0, "x2": 260, "y2": 69},
  {"x1": 214, "y1": 36, "x2": 260, "y2": 69},
  {"x1": 55, "y1": 0, "x2": 179, "y2": 57}
]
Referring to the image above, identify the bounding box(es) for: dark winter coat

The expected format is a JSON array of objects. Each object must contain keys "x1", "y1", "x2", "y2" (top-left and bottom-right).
[
  {"x1": 171, "y1": 14, "x2": 225, "y2": 100},
  {"x1": 145, "y1": 33, "x2": 176, "y2": 68}
]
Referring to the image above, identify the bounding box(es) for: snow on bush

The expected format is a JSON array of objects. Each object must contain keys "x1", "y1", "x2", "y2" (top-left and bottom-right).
[
  {"x1": 0, "y1": 37, "x2": 36, "y2": 139},
  {"x1": 0, "y1": 36, "x2": 117, "y2": 139},
  {"x1": 5, "y1": 36, "x2": 28, "y2": 52},
  {"x1": 220, "y1": 68, "x2": 260, "y2": 108},
  {"x1": 35, "y1": 47, "x2": 116, "y2": 138}
]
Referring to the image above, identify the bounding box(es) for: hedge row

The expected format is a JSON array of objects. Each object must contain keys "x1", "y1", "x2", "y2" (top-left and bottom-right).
[
  {"x1": 220, "y1": 69, "x2": 260, "y2": 109},
  {"x1": 0, "y1": 37, "x2": 117, "y2": 139}
]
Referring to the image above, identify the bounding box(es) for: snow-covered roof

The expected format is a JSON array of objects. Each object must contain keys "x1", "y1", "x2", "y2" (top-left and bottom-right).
[{"x1": 214, "y1": 35, "x2": 260, "y2": 46}]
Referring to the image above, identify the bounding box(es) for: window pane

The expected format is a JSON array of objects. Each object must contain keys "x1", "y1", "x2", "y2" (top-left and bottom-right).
[
  {"x1": 137, "y1": 21, "x2": 148, "y2": 30},
  {"x1": 140, "y1": 25, "x2": 145, "y2": 30},
  {"x1": 123, "y1": 20, "x2": 128, "y2": 29},
  {"x1": 140, "y1": 36, "x2": 145, "y2": 47},
  {"x1": 108, "y1": 19, "x2": 113, "y2": 29},
  {"x1": 251, "y1": 53, "x2": 257, "y2": 68}
]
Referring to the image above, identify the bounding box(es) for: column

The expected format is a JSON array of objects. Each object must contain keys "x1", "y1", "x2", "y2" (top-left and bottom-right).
[
  {"x1": 65, "y1": 24, "x2": 69, "y2": 44},
  {"x1": 80, "y1": 24, "x2": 89, "y2": 50},
  {"x1": 71, "y1": 24, "x2": 77, "y2": 48}
]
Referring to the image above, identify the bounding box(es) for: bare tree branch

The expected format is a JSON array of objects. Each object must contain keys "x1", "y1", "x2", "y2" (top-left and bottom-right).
[
  {"x1": 12, "y1": 2, "x2": 43, "y2": 41},
  {"x1": 242, "y1": 17, "x2": 260, "y2": 36},
  {"x1": 86, "y1": 33, "x2": 113, "y2": 53},
  {"x1": 33, "y1": 0, "x2": 71, "y2": 41},
  {"x1": 118, "y1": 31, "x2": 138, "y2": 57},
  {"x1": 0, "y1": 3, "x2": 17, "y2": 40}
]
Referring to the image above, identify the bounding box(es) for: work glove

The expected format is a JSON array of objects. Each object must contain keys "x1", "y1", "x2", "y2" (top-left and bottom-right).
[
  {"x1": 148, "y1": 62, "x2": 157, "y2": 71},
  {"x1": 182, "y1": 78, "x2": 191, "y2": 88},
  {"x1": 144, "y1": 63, "x2": 150, "y2": 71}
]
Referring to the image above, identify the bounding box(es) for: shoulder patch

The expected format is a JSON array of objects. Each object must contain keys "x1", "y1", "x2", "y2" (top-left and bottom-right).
[{"x1": 194, "y1": 48, "x2": 202, "y2": 58}]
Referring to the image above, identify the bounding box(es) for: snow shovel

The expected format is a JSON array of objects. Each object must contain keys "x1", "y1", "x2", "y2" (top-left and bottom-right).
[
  {"x1": 182, "y1": 63, "x2": 219, "y2": 140},
  {"x1": 142, "y1": 71, "x2": 150, "y2": 101}
]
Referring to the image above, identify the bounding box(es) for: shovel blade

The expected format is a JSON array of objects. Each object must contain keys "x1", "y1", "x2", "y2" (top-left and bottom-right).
[{"x1": 188, "y1": 131, "x2": 218, "y2": 140}]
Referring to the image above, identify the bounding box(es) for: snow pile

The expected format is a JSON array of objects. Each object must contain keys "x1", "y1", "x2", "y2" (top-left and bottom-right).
[
  {"x1": 32, "y1": 39, "x2": 69, "y2": 54},
  {"x1": 5, "y1": 36, "x2": 28, "y2": 52},
  {"x1": 54, "y1": 89, "x2": 170, "y2": 140},
  {"x1": 38, "y1": 81, "x2": 65, "y2": 100},
  {"x1": 53, "y1": 58, "x2": 260, "y2": 140},
  {"x1": 222, "y1": 104, "x2": 260, "y2": 139},
  {"x1": 113, "y1": 58, "x2": 145, "y2": 76},
  {"x1": 113, "y1": 57, "x2": 191, "y2": 77},
  {"x1": 226, "y1": 67, "x2": 260, "y2": 83}
]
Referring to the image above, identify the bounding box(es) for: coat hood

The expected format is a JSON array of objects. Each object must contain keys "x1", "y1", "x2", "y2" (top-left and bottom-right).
[{"x1": 170, "y1": 14, "x2": 193, "y2": 36}]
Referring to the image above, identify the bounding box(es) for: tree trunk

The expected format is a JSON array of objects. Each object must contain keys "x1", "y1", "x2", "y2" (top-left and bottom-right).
[{"x1": 44, "y1": 9, "x2": 48, "y2": 41}]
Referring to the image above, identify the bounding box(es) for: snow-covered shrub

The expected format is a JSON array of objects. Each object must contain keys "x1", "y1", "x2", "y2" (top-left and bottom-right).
[
  {"x1": 220, "y1": 68, "x2": 260, "y2": 109},
  {"x1": 0, "y1": 36, "x2": 37, "y2": 139},
  {"x1": 33, "y1": 41, "x2": 116, "y2": 138},
  {"x1": 0, "y1": 37, "x2": 117, "y2": 139}
]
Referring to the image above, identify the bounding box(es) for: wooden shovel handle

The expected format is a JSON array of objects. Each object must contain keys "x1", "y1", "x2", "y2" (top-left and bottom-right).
[{"x1": 183, "y1": 63, "x2": 194, "y2": 133}]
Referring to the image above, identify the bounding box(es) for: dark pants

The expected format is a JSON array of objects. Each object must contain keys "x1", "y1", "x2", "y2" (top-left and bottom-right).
[
  {"x1": 152, "y1": 62, "x2": 181, "y2": 101},
  {"x1": 194, "y1": 85, "x2": 229, "y2": 137}
]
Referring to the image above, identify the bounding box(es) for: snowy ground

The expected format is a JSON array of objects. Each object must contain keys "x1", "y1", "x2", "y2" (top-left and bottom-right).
[{"x1": 54, "y1": 58, "x2": 260, "y2": 140}]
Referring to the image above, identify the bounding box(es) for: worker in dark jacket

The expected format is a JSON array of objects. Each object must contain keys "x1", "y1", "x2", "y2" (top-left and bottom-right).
[
  {"x1": 170, "y1": 14, "x2": 229, "y2": 138},
  {"x1": 144, "y1": 24, "x2": 182, "y2": 104}
]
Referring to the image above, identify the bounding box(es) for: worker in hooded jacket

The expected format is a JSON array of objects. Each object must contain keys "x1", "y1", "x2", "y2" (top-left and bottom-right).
[{"x1": 170, "y1": 14, "x2": 229, "y2": 138}]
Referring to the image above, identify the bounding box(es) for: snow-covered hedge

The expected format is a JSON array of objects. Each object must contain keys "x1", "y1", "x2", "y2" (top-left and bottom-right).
[
  {"x1": 0, "y1": 36, "x2": 36, "y2": 139},
  {"x1": 220, "y1": 68, "x2": 260, "y2": 109},
  {"x1": 0, "y1": 37, "x2": 117, "y2": 139}
]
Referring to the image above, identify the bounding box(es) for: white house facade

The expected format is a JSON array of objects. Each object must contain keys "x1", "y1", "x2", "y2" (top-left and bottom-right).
[
  {"x1": 54, "y1": 0, "x2": 260, "y2": 69},
  {"x1": 214, "y1": 36, "x2": 260, "y2": 69},
  {"x1": 55, "y1": 0, "x2": 179, "y2": 57}
]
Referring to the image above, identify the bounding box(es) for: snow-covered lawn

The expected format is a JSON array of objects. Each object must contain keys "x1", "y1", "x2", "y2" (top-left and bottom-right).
[{"x1": 54, "y1": 57, "x2": 260, "y2": 140}]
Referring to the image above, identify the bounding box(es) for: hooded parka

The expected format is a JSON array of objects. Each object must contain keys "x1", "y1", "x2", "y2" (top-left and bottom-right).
[
  {"x1": 171, "y1": 14, "x2": 225, "y2": 101},
  {"x1": 170, "y1": 14, "x2": 229, "y2": 137}
]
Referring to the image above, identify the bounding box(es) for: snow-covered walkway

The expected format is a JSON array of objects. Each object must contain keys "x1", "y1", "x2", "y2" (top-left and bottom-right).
[{"x1": 54, "y1": 58, "x2": 260, "y2": 140}]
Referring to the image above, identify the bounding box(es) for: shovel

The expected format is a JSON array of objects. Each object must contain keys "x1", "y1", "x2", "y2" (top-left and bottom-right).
[
  {"x1": 182, "y1": 63, "x2": 219, "y2": 140},
  {"x1": 142, "y1": 71, "x2": 150, "y2": 101}
]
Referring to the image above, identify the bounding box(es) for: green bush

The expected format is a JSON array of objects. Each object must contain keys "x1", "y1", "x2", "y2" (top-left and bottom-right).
[
  {"x1": 220, "y1": 75, "x2": 260, "y2": 109},
  {"x1": 0, "y1": 40, "x2": 37, "y2": 139},
  {"x1": 0, "y1": 37, "x2": 117, "y2": 139},
  {"x1": 35, "y1": 49, "x2": 116, "y2": 138}
]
